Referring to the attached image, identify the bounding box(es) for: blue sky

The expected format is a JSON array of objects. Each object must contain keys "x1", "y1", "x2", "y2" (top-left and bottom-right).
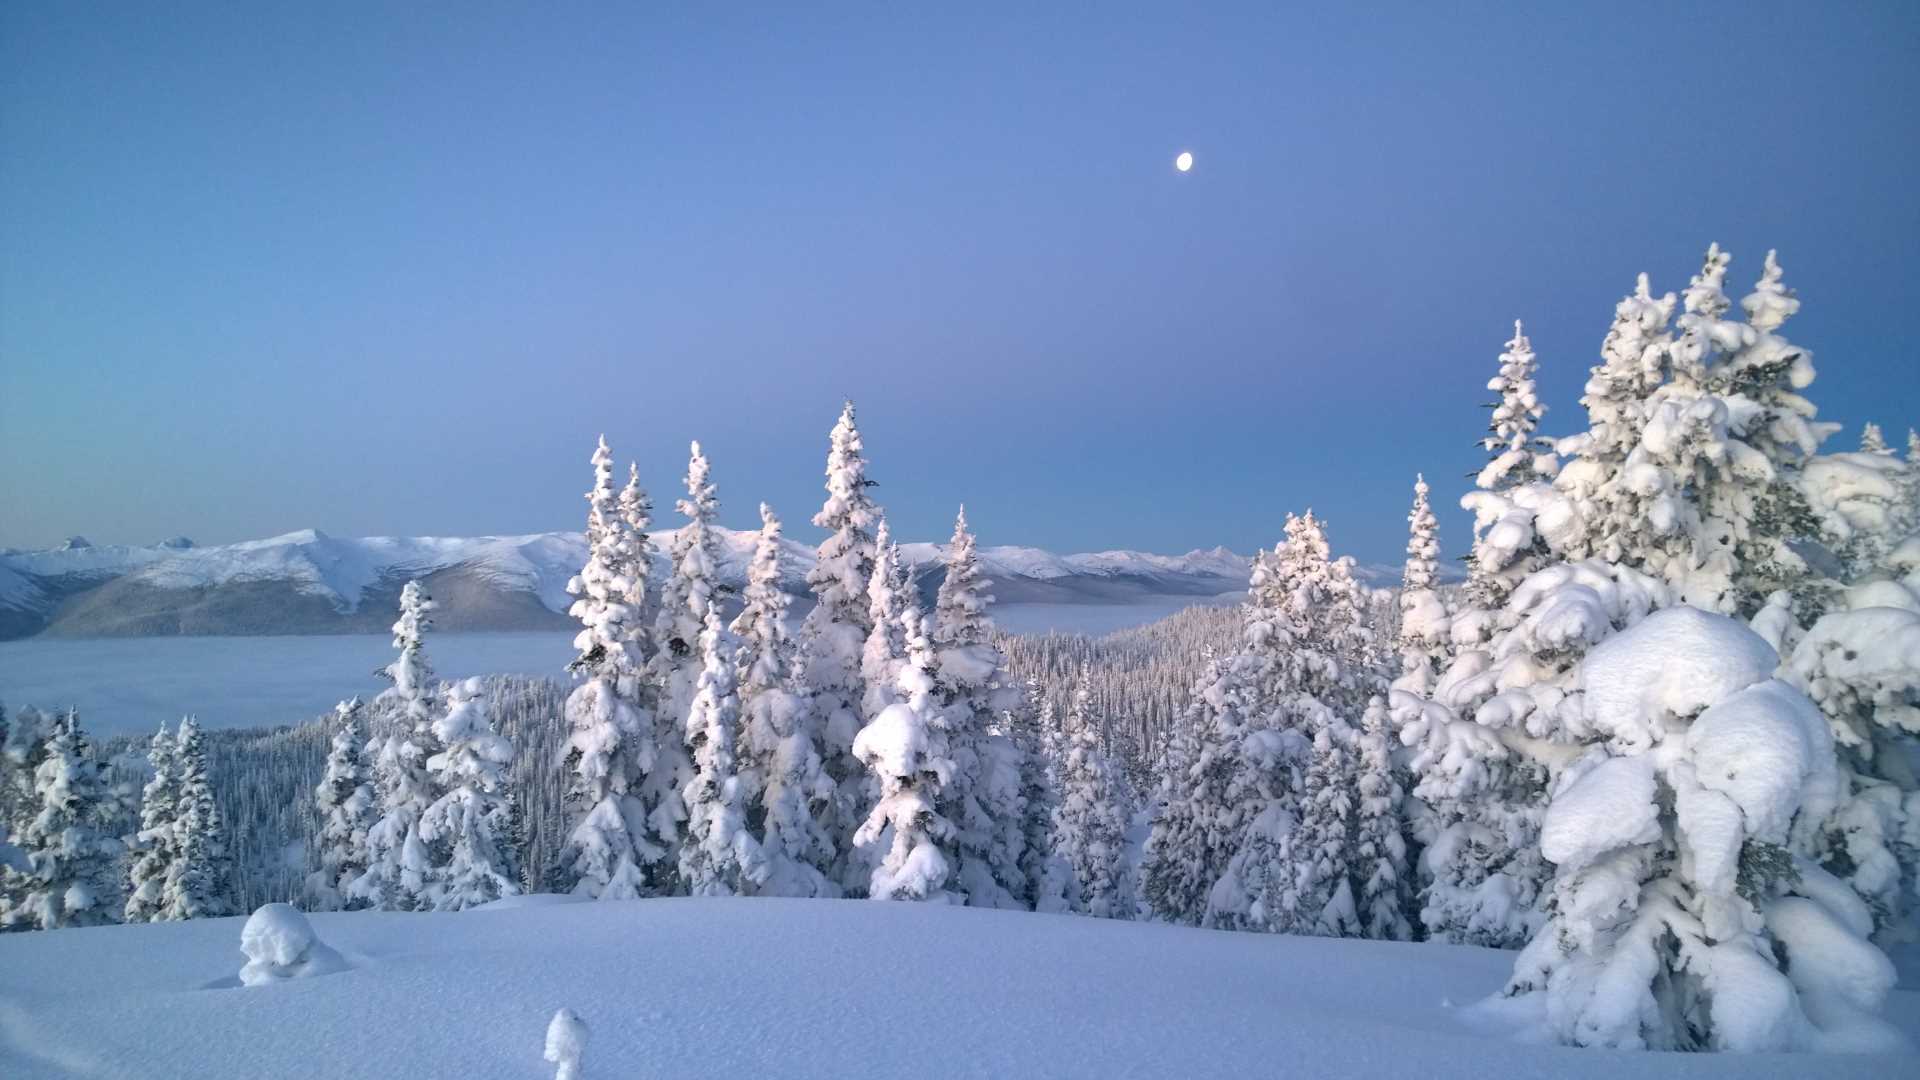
[{"x1": 3, "y1": 3, "x2": 1916, "y2": 564}]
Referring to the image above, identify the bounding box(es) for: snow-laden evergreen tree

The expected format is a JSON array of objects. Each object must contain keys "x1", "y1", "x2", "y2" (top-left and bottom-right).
[
  {"x1": 1352, "y1": 696, "x2": 1411, "y2": 940},
  {"x1": 1643, "y1": 246, "x2": 1838, "y2": 618},
  {"x1": 350, "y1": 581, "x2": 442, "y2": 911},
  {"x1": 2, "y1": 710, "x2": 120, "y2": 930},
  {"x1": 1547, "y1": 274, "x2": 1685, "y2": 574},
  {"x1": 381, "y1": 578, "x2": 439, "y2": 729},
  {"x1": 1392, "y1": 475, "x2": 1450, "y2": 696},
  {"x1": 1861, "y1": 422, "x2": 1891, "y2": 456},
  {"x1": 1008, "y1": 680, "x2": 1061, "y2": 910},
  {"x1": 1696, "y1": 250, "x2": 1836, "y2": 619},
  {"x1": 637, "y1": 441, "x2": 725, "y2": 893},
  {"x1": 305, "y1": 699, "x2": 375, "y2": 912},
  {"x1": 619, "y1": 460, "x2": 659, "y2": 626},
  {"x1": 1459, "y1": 321, "x2": 1558, "y2": 626},
  {"x1": 731, "y1": 503, "x2": 837, "y2": 897},
  {"x1": 1204, "y1": 512, "x2": 1376, "y2": 931},
  {"x1": 679, "y1": 610, "x2": 766, "y2": 896},
  {"x1": 932, "y1": 506, "x2": 1026, "y2": 909},
  {"x1": 1049, "y1": 669, "x2": 1137, "y2": 919},
  {"x1": 123, "y1": 722, "x2": 178, "y2": 923},
  {"x1": 0, "y1": 705, "x2": 19, "y2": 884},
  {"x1": 859, "y1": 520, "x2": 912, "y2": 721},
  {"x1": 556, "y1": 438, "x2": 658, "y2": 899},
  {"x1": 1483, "y1": 319, "x2": 1549, "y2": 484},
  {"x1": 1780, "y1": 578, "x2": 1920, "y2": 937},
  {"x1": 1502, "y1": 606, "x2": 1899, "y2": 1051},
  {"x1": 1141, "y1": 652, "x2": 1230, "y2": 924},
  {"x1": 851, "y1": 604, "x2": 959, "y2": 902},
  {"x1": 1257, "y1": 719, "x2": 1359, "y2": 937},
  {"x1": 421, "y1": 677, "x2": 522, "y2": 910},
  {"x1": 0, "y1": 705, "x2": 52, "y2": 922},
  {"x1": 653, "y1": 440, "x2": 726, "y2": 716},
  {"x1": 159, "y1": 715, "x2": 232, "y2": 921},
  {"x1": 797, "y1": 401, "x2": 882, "y2": 890}
]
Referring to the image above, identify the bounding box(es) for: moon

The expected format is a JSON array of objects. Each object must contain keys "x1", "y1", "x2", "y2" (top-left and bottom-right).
[{"x1": 1175, "y1": 151, "x2": 1193, "y2": 173}]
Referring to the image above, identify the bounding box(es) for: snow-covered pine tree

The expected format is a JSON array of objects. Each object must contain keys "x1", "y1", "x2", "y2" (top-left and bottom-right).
[
  {"x1": 1141, "y1": 652, "x2": 1230, "y2": 924},
  {"x1": 1547, "y1": 274, "x2": 1685, "y2": 574},
  {"x1": 932, "y1": 506, "x2": 1026, "y2": 909},
  {"x1": 619, "y1": 460, "x2": 659, "y2": 631},
  {"x1": 653, "y1": 440, "x2": 725, "y2": 716},
  {"x1": 421, "y1": 677, "x2": 522, "y2": 910},
  {"x1": 1008, "y1": 680, "x2": 1061, "y2": 910},
  {"x1": 1392, "y1": 475, "x2": 1450, "y2": 696},
  {"x1": 859, "y1": 520, "x2": 911, "y2": 721},
  {"x1": 851, "y1": 604, "x2": 959, "y2": 902},
  {"x1": 123, "y1": 722, "x2": 179, "y2": 922},
  {"x1": 1698, "y1": 250, "x2": 1836, "y2": 619},
  {"x1": 159, "y1": 715, "x2": 233, "y2": 921},
  {"x1": 2, "y1": 710, "x2": 120, "y2": 930},
  {"x1": 0, "y1": 705, "x2": 51, "y2": 923},
  {"x1": 349, "y1": 581, "x2": 442, "y2": 911},
  {"x1": 638, "y1": 441, "x2": 723, "y2": 892},
  {"x1": 679, "y1": 609, "x2": 766, "y2": 896},
  {"x1": 1503, "y1": 606, "x2": 1899, "y2": 1051},
  {"x1": 556, "y1": 438, "x2": 658, "y2": 900},
  {"x1": 1049, "y1": 669, "x2": 1137, "y2": 919},
  {"x1": 305, "y1": 699, "x2": 376, "y2": 912},
  {"x1": 0, "y1": 705, "x2": 18, "y2": 884},
  {"x1": 797, "y1": 401, "x2": 883, "y2": 890},
  {"x1": 1206, "y1": 512, "x2": 1375, "y2": 932},
  {"x1": 1861, "y1": 422, "x2": 1891, "y2": 456},
  {"x1": 731, "y1": 503, "x2": 837, "y2": 898},
  {"x1": 1258, "y1": 719, "x2": 1360, "y2": 937},
  {"x1": 1780, "y1": 578, "x2": 1920, "y2": 936},
  {"x1": 1459, "y1": 321, "x2": 1557, "y2": 624},
  {"x1": 1352, "y1": 696, "x2": 1411, "y2": 940}
]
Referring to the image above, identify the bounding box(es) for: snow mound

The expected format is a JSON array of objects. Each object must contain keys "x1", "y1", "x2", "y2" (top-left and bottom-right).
[
  {"x1": 1580, "y1": 606, "x2": 1778, "y2": 749},
  {"x1": 239, "y1": 903, "x2": 349, "y2": 986}
]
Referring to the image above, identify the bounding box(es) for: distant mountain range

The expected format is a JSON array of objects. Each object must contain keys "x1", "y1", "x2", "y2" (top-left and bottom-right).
[{"x1": 0, "y1": 530, "x2": 1450, "y2": 639}]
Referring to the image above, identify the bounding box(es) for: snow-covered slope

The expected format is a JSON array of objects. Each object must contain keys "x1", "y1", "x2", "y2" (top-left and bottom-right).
[
  {"x1": 0, "y1": 528, "x2": 1404, "y2": 639},
  {"x1": 0, "y1": 898, "x2": 1907, "y2": 1079}
]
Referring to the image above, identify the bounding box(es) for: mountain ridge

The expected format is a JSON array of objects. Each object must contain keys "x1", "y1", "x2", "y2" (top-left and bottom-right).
[{"x1": 0, "y1": 528, "x2": 1450, "y2": 639}]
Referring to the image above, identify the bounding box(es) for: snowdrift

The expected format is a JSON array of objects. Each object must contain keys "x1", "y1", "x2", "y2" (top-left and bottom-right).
[{"x1": 1, "y1": 899, "x2": 1914, "y2": 1079}]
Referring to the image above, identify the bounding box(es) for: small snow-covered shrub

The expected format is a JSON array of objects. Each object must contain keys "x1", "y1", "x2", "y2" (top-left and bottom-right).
[
  {"x1": 239, "y1": 903, "x2": 347, "y2": 986},
  {"x1": 545, "y1": 1008, "x2": 588, "y2": 1080}
]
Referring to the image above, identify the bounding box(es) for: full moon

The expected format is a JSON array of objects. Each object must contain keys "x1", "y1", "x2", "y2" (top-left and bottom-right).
[{"x1": 1175, "y1": 151, "x2": 1193, "y2": 172}]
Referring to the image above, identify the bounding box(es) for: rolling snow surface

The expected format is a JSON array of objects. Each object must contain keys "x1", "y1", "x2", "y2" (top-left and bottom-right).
[{"x1": 0, "y1": 897, "x2": 1911, "y2": 1079}]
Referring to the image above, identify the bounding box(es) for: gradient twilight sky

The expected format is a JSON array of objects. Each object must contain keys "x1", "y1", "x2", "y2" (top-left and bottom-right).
[{"x1": 3, "y1": 4, "x2": 1917, "y2": 565}]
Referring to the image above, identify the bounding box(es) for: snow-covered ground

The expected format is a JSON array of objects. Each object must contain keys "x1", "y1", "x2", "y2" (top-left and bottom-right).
[
  {"x1": 2, "y1": 898, "x2": 1912, "y2": 1079},
  {"x1": 0, "y1": 601, "x2": 1237, "y2": 736}
]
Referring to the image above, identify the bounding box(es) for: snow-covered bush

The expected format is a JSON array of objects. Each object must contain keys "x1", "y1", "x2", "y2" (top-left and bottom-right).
[
  {"x1": 545, "y1": 1008, "x2": 589, "y2": 1080},
  {"x1": 1503, "y1": 606, "x2": 1900, "y2": 1052},
  {"x1": 238, "y1": 902, "x2": 347, "y2": 986}
]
